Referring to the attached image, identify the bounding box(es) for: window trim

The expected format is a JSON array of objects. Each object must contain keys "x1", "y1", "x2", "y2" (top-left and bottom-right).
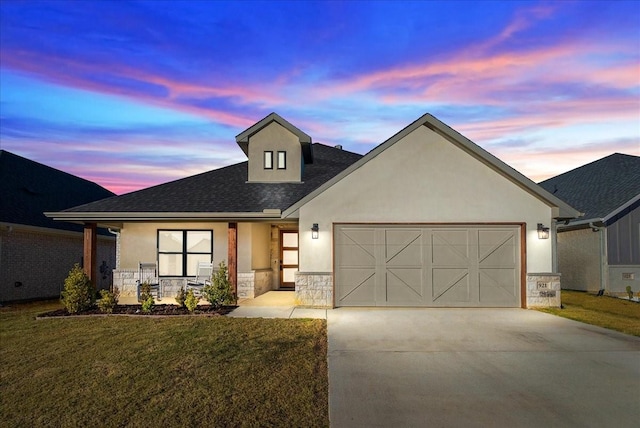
[
  {"x1": 264, "y1": 151, "x2": 273, "y2": 169},
  {"x1": 277, "y1": 151, "x2": 286, "y2": 169},
  {"x1": 157, "y1": 229, "x2": 213, "y2": 277}
]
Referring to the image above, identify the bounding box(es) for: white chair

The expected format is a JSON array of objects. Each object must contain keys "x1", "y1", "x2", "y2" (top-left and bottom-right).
[{"x1": 185, "y1": 261, "x2": 213, "y2": 296}]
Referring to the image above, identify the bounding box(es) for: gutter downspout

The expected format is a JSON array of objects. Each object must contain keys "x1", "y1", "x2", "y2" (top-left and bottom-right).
[
  {"x1": 590, "y1": 222, "x2": 607, "y2": 293},
  {"x1": 108, "y1": 228, "x2": 121, "y2": 270},
  {"x1": 551, "y1": 219, "x2": 558, "y2": 273}
]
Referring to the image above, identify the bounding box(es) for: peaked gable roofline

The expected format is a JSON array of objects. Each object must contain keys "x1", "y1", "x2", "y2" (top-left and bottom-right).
[
  {"x1": 283, "y1": 113, "x2": 581, "y2": 219},
  {"x1": 236, "y1": 112, "x2": 314, "y2": 163}
]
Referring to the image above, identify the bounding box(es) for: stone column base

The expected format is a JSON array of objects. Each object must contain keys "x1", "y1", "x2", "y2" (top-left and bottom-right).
[
  {"x1": 526, "y1": 273, "x2": 561, "y2": 307},
  {"x1": 295, "y1": 272, "x2": 333, "y2": 308},
  {"x1": 237, "y1": 269, "x2": 273, "y2": 299}
]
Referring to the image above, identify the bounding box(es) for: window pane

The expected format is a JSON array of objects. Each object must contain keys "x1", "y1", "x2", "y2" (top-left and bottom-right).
[
  {"x1": 187, "y1": 231, "x2": 211, "y2": 253},
  {"x1": 277, "y1": 151, "x2": 286, "y2": 169},
  {"x1": 283, "y1": 250, "x2": 298, "y2": 265},
  {"x1": 264, "y1": 151, "x2": 273, "y2": 169},
  {"x1": 159, "y1": 254, "x2": 183, "y2": 276},
  {"x1": 282, "y1": 232, "x2": 298, "y2": 248},
  {"x1": 159, "y1": 231, "x2": 183, "y2": 252},
  {"x1": 187, "y1": 254, "x2": 212, "y2": 276},
  {"x1": 282, "y1": 268, "x2": 297, "y2": 283}
]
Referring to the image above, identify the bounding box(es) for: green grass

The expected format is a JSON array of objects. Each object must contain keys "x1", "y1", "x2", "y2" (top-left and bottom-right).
[
  {"x1": 537, "y1": 290, "x2": 640, "y2": 336},
  {"x1": 0, "y1": 301, "x2": 328, "y2": 427}
]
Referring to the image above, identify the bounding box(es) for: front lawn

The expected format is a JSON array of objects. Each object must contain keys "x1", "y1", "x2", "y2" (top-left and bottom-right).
[
  {"x1": 537, "y1": 290, "x2": 640, "y2": 336},
  {"x1": 0, "y1": 301, "x2": 328, "y2": 427}
]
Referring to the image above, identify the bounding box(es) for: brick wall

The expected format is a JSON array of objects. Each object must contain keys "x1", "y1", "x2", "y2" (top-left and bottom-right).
[{"x1": 0, "y1": 227, "x2": 115, "y2": 302}]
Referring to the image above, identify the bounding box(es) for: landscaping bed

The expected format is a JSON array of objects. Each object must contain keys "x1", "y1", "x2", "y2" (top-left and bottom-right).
[{"x1": 37, "y1": 303, "x2": 236, "y2": 317}]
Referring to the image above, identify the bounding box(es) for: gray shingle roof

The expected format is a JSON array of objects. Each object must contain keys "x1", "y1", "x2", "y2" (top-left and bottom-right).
[
  {"x1": 63, "y1": 143, "x2": 362, "y2": 214},
  {"x1": 0, "y1": 150, "x2": 116, "y2": 232},
  {"x1": 538, "y1": 153, "x2": 640, "y2": 223}
]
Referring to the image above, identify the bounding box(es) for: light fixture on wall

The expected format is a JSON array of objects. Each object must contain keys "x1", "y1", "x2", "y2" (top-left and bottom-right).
[
  {"x1": 311, "y1": 223, "x2": 319, "y2": 239},
  {"x1": 537, "y1": 223, "x2": 550, "y2": 239}
]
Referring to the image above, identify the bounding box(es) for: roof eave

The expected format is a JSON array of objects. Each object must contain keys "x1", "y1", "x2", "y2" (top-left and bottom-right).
[{"x1": 45, "y1": 210, "x2": 286, "y2": 222}]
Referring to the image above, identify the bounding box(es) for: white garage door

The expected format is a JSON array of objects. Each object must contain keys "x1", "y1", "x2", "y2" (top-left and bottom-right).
[{"x1": 334, "y1": 225, "x2": 521, "y2": 307}]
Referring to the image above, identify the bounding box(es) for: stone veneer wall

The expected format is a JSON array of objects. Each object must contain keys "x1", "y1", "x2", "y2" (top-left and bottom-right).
[
  {"x1": 112, "y1": 269, "x2": 185, "y2": 300},
  {"x1": 526, "y1": 273, "x2": 561, "y2": 307},
  {"x1": 237, "y1": 269, "x2": 273, "y2": 299},
  {"x1": 295, "y1": 272, "x2": 333, "y2": 307}
]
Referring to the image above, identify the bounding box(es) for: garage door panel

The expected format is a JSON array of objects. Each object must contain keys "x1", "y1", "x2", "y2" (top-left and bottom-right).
[
  {"x1": 432, "y1": 268, "x2": 470, "y2": 303},
  {"x1": 385, "y1": 230, "x2": 423, "y2": 266},
  {"x1": 337, "y1": 268, "x2": 376, "y2": 305},
  {"x1": 335, "y1": 225, "x2": 521, "y2": 307},
  {"x1": 432, "y1": 230, "x2": 470, "y2": 265},
  {"x1": 335, "y1": 228, "x2": 376, "y2": 267},
  {"x1": 386, "y1": 268, "x2": 423, "y2": 304},
  {"x1": 478, "y1": 230, "x2": 517, "y2": 265},
  {"x1": 479, "y1": 269, "x2": 518, "y2": 304}
]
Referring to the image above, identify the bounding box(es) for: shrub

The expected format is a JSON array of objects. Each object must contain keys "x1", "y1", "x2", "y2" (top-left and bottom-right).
[
  {"x1": 185, "y1": 289, "x2": 200, "y2": 313},
  {"x1": 97, "y1": 288, "x2": 119, "y2": 314},
  {"x1": 203, "y1": 260, "x2": 236, "y2": 308},
  {"x1": 141, "y1": 295, "x2": 154, "y2": 313},
  {"x1": 61, "y1": 264, "x2": 95, "y2": 314},
  {"x1": 175, "y1": 286, "x2": 187, "y2": 308},
  {"x1": 626, "y1": 285, "x2": 634, "y2": 300}
]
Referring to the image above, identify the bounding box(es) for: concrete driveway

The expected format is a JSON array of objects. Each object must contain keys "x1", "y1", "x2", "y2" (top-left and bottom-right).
[{"x1": 327, "y1": 308, "x2": 640, "y2": 427}]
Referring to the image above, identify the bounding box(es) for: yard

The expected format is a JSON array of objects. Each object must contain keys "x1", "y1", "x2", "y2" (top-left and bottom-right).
[
  {"x1": 0, "y1": 301, "x2": 328, "y2": 427},
  {"x1": 537, "y1": 290, "x2": 640, "y2": 336}
]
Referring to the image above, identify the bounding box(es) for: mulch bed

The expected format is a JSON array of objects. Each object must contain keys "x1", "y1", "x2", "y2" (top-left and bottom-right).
[{"x1": 37, "y1": 304, "x2": 237, "y2": 318}]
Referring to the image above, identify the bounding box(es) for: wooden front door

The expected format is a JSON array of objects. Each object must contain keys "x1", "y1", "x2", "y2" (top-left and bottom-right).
[{"x1": 280, "y1": 230, "x2": 299, "y2": 288}]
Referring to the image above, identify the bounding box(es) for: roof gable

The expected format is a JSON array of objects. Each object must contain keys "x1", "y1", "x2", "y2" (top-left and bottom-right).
[
  {"x1": 539, "y1": 153, "x2": 640, "y2": 225},
  {"x1": 236, "y1": 112, "x2": 313, "y2": 164},
  {"x1": 284, "y1": 113, "x2": 581, "y2": 219},
  {"x1": 0, "y1": 150, "x2": 115, "y2": 231}
]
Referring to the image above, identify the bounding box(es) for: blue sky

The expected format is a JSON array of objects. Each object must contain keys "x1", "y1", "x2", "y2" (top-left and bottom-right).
[{"x1": 1, "y1": 0, "x2": 638, "y2": 194}]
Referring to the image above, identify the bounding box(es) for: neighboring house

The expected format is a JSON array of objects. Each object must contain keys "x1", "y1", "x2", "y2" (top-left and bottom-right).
[
  {"x1": 539, "y1": 153, "x2": 640, "y2": 295},
  {"x1": 0, "y1": 150, "x2": 116, "y2": 302},
  {"x1": 48, "y1": 113, "x2": 579, "y2": 308}
]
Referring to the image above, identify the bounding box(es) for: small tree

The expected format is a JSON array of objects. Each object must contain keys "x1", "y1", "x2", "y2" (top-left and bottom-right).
[
  {"x1": 175, "y1": 286, "x2": 187, "y2": 308},
  {"x1": 203, "y1": 260, "x2": 236, "y2": 308},
  {"x1": 97, "y1": 287, "x2": 119, "y2": 314},
  {"x1": 139, "y1": 282, "x2": 155, "y2": 313},
  {"x1": 61, "y1": 264, "x2": 95, "y2": 314},
  {"x1": 184, "y1": 289, "x2": 200, "y2": 313}
]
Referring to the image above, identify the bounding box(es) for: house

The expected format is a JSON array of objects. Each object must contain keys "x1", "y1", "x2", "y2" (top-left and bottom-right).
[
  {"x1": 47, "y1": 113, "x2": 580, "y2": 308},
  {"x1": 0, "y1": 150, "x2": 116, "y2": 302},
  {"x1": 539, "y1": 153, "x2": 640, "y2": 295}
]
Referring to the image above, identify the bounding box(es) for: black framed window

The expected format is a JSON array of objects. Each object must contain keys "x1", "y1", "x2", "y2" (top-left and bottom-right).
[
  {"x1": 277, "y1": 151, "x2": 286, "y2": 169},
  {"x1": 158, "y1": 230, "x2": 213, "y2": 276},
  {"x1": 264, "y1": 151, "x2": 273, "y2": 169}
]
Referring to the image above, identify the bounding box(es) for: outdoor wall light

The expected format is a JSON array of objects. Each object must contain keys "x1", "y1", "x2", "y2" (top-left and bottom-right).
[
  {"x1": 537, "y1": 223, "x2": 550, "y2": 239},
  {"x1": 311, "y1": 223, "x2": 319, "y2": 239}
]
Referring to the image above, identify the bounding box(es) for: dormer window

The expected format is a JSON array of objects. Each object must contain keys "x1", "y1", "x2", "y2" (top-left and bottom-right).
[
  {"x1": 277, "y1": 151, "x2": 286, "y2": 169},
  {"x1": 264, "y1": 151, "x2": 273, "y2": 169}
]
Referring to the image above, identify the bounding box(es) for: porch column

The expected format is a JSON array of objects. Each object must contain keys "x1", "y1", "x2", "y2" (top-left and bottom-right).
[
  {"x1": 228, "y1": 222, "x2": 238, "y2": 297},
  {"x1": 83, "y1": 222, "x2": 97, "y2": 289}
]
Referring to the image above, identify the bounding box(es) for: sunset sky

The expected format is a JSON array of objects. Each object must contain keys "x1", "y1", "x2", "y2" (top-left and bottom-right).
[{"x1": 1, "y1": 0, "x2": 638, "y2": 195}]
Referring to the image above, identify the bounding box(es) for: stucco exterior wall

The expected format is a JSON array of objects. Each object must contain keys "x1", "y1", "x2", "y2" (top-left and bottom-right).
[
  {"x1": 557, "y1": 228, "x2": 601, "y2": 291},
  {"x1": 247, "y1": 122, "x2": 302, "y2": 182},
  {"x1": 118, "y1": 222, "x2": 228, "y2": 269},
  {"x1": 0, "y1": 226, "x2": 115, "y2": 301},
  {"x1": 298, "y1": 125, "x2": 555, "y2": 274}
]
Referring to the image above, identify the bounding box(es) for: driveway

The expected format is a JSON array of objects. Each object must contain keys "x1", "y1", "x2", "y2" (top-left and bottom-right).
[{"x1": 327, "y1": 308, "x2": 640, "y2": 427}]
